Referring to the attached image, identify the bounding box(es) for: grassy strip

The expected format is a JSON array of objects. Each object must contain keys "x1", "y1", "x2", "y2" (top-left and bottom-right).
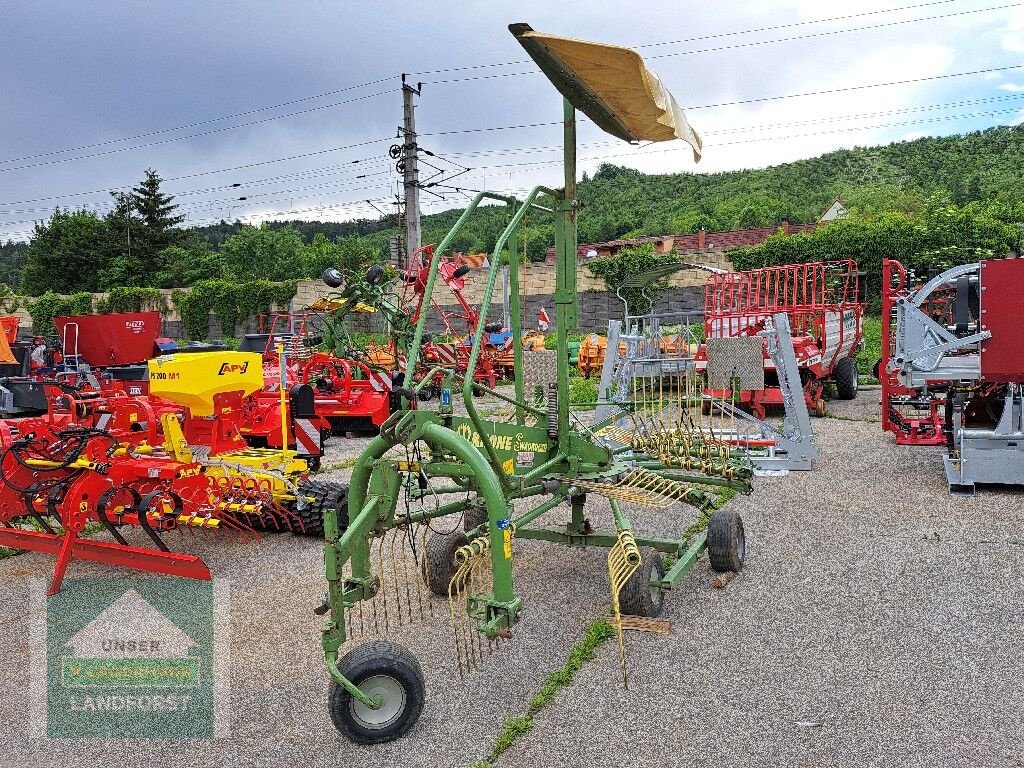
[
  {"x1": 823, "y1": 412, "x2": 881, "y2": 424},
  {"x1": 856, "y1": 316, "x2": 882, "y2": 381},
  {"x1": 312, "y1": 457, "x2": 359, "y2": 474},
  {"x1": 471, "y1": 619, "x2": 616, "y2": 768}
]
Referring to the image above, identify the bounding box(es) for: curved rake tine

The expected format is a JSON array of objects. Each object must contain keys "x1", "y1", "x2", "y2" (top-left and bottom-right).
[
  {"x1": 271, "y1": 498, "x2": 304, "y2": 533},
  {"x1": 137, "y1": 491, "x2": 171, "y2": 552},
  {"x1": 96, "y1": 487, "x2": 132, "y2": 546},
  {"x1": 215, "y1": 511, "x2": 257, "y2": 542}
]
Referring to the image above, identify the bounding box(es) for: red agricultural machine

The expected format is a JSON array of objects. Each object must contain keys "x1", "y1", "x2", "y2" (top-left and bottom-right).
[
  {"x1": 0, "y1": 350, "x2": 340, "y2": 594},
  {"x1": 389, "y1": 244, "x2": 513, "y2": 390},
  {"x1": 879, "y1": 259, "x2": 950, "y2": 445},
  {"x1": 696, "y1": 260, "x2": 865, "y2": 418},
  {"x1": 242, "y1": 312, "x2": 393, "y2": 438},
  {"x1": 0, "y1": 311, "x2": 166, "y2": 417},
  {"x1": 881, "y1": 257, "x2": 1024, "y2": 494}
]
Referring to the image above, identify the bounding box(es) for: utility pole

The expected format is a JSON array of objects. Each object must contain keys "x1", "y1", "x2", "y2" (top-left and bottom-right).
[{"x1": 401, "y1": 75, "x2": 422, "y2": 263}]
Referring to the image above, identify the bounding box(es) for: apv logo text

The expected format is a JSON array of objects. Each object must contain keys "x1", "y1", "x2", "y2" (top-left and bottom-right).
[{"x1": 218, "y1": 362, "x2": 249, "y2": 375}]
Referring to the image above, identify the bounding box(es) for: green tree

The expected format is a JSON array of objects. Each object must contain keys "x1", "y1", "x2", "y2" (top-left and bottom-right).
[
  {"x1": 303, "y1": 233, "x2": 380, "y2": 281},
  {"x1": 221, "y1": 224, "x2": 306, "y2": 281},
  {"x1": 154, "y1": 240, "x2": 224, "y2": 287},
  {"x1": 20, "y1": 209, "x2": 109, "y2": 295},
  {"x1": 132, "y1": 168, "x2": 184, "y2": 240}
]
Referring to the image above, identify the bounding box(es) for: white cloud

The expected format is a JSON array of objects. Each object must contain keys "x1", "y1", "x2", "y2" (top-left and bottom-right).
[
  {"x1": 1002, "y1": 7, "x2": 1024, "y2": 52},
  {"x1": 998, "y1": 83, "x2": 1024, "y2": 93}
]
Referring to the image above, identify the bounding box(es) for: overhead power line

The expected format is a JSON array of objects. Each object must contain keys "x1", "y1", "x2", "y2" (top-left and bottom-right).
[
  {"x1": 0, "y1": 0, "x2": 998, "y2": 168},
  {"x1": 0, "y1": 76, "x2": 399, "y2": 165},
  {"x1": 420, "y1": 3, "x2": 1020, "y2": 84},
  {"x1": 0, "y1": 90, "x2": 393, "y2": 173},
  {"x1": 408, "y1": 0, "x2": 961, "y2": 76}
]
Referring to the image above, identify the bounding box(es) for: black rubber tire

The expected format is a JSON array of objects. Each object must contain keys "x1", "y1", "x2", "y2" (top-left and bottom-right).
[
  {"x1": 293, "y1": 480, "x2": 348, "y2": 538},
  {"x1": 462, "y1": 506, "x2": 487, "y2": 533},
  {"x1": 422, "y1": 528, "x2": 469, "y2": 596},
  {"x1": 328, "y1": 640, "x2": 425, "y2": 744},
  {"x1": 707, "y1": 509, "x2": 745, "y2": 573},
  {"x1": 618, "y1": 548, "x2": 666, "y2": 618},
  {"x1": 834, "y1": 356, "x2": 859, "y2": 400}
]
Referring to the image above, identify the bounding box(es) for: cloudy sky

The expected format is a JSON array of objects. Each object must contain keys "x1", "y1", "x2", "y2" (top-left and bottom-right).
[{"x1": 1, "y1": 0, "x2": 1022, "y2": 241}]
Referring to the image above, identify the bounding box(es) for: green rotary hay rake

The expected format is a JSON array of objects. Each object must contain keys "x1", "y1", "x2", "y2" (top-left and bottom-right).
[{"x1": 317, "y1": 23, "x2": 755, "y2": 743}]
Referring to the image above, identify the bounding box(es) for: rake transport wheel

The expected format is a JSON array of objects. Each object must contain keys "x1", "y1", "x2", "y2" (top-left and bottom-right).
[
  {"x1": 707, "y1": 509, "x2": 746, "y2": 573},
  {"x1": 619, "y1": 548, "x2": 666, "y2": 618},
  {"x1": 328, "y1": 640, "x2": 425, "y2": 744},
  {"x1": 834, "y1": 356, "x2": 859, "y2": 400},
  {"x1": 422, "y1": 527, "x2": 470, "y2": 596},
  {"x1": 293, "y1": 480, "x2": 348, "y2": 538},
  {"x1": 462, "y1": 506, "x2": 487, "y2": 533}
]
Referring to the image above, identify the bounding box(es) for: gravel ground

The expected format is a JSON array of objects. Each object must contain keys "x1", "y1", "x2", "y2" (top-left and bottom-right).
[{"x1": 1, "y1": 385, "x2": 1022, "y2": 767}]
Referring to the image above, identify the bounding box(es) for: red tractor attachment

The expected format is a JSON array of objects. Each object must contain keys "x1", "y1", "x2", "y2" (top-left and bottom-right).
[{"x1": 696, "y1": 260, "x2": 865, "y2": 418}]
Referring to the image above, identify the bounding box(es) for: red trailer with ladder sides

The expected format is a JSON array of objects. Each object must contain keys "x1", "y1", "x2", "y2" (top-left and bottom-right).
[{"x1": 695, "y1": 260, "x2": 865, "y2": 418}]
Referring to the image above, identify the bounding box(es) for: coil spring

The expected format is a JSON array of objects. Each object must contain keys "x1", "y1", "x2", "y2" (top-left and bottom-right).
[{"x1": 547, "y1": 383, "x2": 558, "y2": 440}]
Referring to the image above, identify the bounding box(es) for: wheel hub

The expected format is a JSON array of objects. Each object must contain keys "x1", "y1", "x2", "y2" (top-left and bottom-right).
[{"x1": 350, "y1": 675, "x2": 406, "y2": 729}]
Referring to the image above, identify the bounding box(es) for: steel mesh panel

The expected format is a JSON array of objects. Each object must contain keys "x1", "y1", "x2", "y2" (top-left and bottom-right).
[
  {"x1": 523, "y1": 350, "x2": 558, "y2": 390},
  {"x1": 705, "y1": 337, "x2": 765, "y2": 390}
]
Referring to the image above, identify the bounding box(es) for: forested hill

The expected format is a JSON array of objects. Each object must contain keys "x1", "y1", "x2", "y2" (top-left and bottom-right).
[
  {"x1": 371, "y1": 124, "x2": 1024, "y2": 261},
  {"x1": 4, "y1": 125, "x2": 1023, "y2": 296},
  {"x1": 574, "y1": 123, "x2": 1024, "y2": 240}
]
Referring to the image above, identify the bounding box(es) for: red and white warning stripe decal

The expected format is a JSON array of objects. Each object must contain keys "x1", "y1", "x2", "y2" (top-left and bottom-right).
[
  {"x1": 432, "y1": 343, "x2": 459, "y2": 365},
  {"x1": 293, "y1": 418, "x2": 321, "y2": 457},
  {"x1": 368, "y1": 370, "x2": 392, "y2": 392}
]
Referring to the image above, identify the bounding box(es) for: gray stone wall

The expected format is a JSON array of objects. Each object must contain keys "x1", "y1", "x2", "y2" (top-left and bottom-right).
[{"x1": 423, "y1": 285, "x2": 704, "y2": 335}]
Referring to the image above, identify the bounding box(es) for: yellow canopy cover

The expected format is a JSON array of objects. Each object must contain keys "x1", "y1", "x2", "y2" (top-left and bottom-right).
[{"x1": 511, "y1": 25, "x2": 702, "y2": 161}]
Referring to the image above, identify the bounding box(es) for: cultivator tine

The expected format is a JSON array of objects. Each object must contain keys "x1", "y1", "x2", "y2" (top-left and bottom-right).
[
  {"x1": 137, "y1": 491, "x2": 172, "y2": 552},
  {"x1": 607, "y1": 529, "x2": 641, "y2": 688},
  {"x1": 213, "y1": 510, "x2": 257, "y2": 542}
]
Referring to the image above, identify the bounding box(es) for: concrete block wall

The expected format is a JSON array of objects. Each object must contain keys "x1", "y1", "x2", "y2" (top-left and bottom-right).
[{"x1": 19, "y1": 255, "x2": 729, "y2": 341}]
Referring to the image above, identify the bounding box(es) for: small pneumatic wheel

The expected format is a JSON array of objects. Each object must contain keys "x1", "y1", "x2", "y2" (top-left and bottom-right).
[
  {"x1": 619, "y1": 548, "x2": 666, "y2": 618},
  {"x1": 328, "y1": 640, "x2": 425, "y2": 744},
  {"x1": 707, "y1": 509, "x2": 745, "y2": 573},
  {"x1": 422, "y1": 528, "x2": 469, "y2": 596}
]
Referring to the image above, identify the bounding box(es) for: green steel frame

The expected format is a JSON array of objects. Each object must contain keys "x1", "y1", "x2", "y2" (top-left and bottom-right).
[{"x1": 320, "y1": 98, "x2": 747, "y2": 711}]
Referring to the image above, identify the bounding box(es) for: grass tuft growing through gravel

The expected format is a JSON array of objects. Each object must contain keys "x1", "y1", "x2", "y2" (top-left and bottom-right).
[{"x1": 471, "y1": 619, "x2": 616, "y2": 768}]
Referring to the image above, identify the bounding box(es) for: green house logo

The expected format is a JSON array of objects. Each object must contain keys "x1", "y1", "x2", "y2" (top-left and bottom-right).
[
  {"x1": 61, "y1": 589, "x2": 200, "y2": 689},
  {"x1": 43, "y1": 578, "x2": 220, "y2": 739}
]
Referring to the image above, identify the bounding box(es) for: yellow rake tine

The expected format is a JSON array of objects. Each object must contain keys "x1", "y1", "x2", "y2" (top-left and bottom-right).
[
  {"x1": 388, "y1": 529, "x2": 404, "y2": 627},
  {"x1": 448, "y1": 560, "x2": 470, "y2": 678},
  {"x1": 376, "y1": 536, "x2": 389, "y2": 632}
]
